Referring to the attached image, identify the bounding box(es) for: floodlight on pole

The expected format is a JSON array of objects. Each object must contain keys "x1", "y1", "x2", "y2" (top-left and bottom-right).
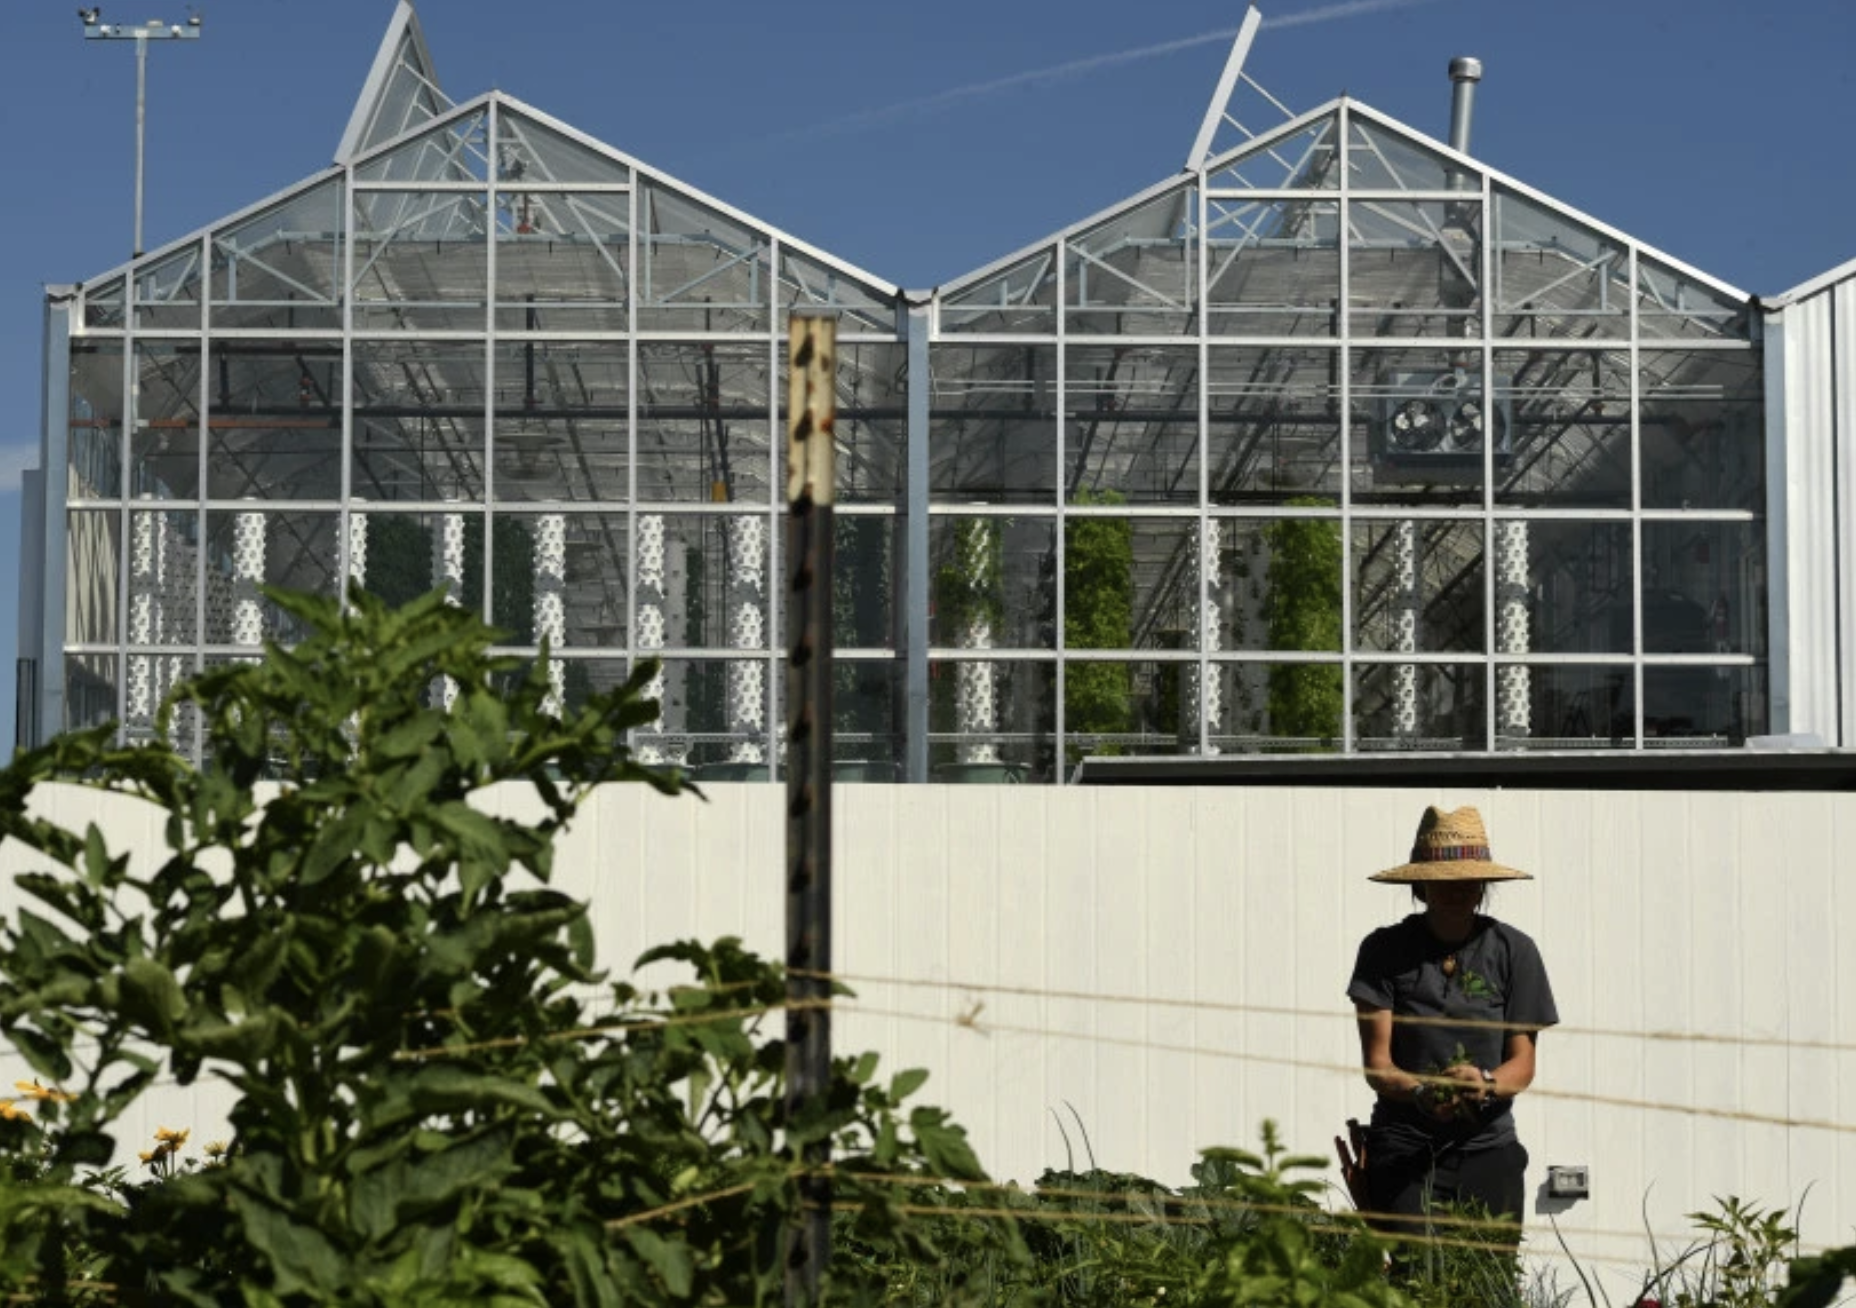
[{"x1": 80, "y1": 8, "x2": 203, "y2": 258}]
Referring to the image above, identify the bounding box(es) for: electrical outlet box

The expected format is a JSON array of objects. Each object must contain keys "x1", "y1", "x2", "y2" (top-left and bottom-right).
[{"x1": 1546, "y1": 1165, "x2": 1589, "y2": 1200}]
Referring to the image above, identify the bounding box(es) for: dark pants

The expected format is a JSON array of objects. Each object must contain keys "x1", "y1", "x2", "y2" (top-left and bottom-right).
[{"x1": 1364, "y1": 1138, "x2": 1528, "y2": 1246}]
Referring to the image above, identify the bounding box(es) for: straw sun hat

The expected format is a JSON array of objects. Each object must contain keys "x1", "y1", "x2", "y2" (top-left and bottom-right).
[{"x1": 1369, "y1": 805, "x2": 1532, "y2": 883}]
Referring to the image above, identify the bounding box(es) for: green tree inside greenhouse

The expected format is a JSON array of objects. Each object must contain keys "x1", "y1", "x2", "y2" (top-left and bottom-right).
[{"x1": 1264, "y1": 498, "x2": 1343, "y2": 747}]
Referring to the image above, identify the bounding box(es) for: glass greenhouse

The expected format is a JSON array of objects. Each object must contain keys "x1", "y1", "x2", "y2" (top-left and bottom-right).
[{"x1": 21, "y1": 3, "x2": 1770, "y2": 782}]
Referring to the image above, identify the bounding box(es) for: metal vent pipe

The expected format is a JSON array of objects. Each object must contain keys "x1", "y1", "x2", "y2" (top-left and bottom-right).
[{"x1": 1447, "y1": 56, "x2": 1482, "y2": 154}]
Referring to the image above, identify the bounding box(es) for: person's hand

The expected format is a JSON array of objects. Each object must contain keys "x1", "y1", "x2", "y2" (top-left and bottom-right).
[
  {"x1": 1413, "y1": 1079, "x2": 1461, "y2": 1122},
  {"x1": 1442, "y1": 1063, "x2": 1491, "y2": 1117}
]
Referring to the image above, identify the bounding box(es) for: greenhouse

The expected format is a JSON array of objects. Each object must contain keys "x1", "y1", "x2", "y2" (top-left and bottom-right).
[{"x1": 20, "y1": 2, "x2": 1778, "y2": 781}]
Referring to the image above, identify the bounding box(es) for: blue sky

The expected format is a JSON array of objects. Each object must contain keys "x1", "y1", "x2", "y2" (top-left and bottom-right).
[{"x1": 2, "y1": 0, "x2": 1852, "y2": 750}]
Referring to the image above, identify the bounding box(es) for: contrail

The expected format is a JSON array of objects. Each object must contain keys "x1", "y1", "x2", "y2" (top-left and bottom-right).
[
  {"x1": 1263, "y1": 0, "x2": 1439, "y2": 29},
  {"x1": 769, "y1": 0, "x2": 1442, "y2": 144}
]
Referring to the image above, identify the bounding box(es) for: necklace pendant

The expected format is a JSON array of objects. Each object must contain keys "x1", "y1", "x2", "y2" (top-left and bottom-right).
[{"x1": 1441, "y1": 954, "x2": 1458, "y2": 978}]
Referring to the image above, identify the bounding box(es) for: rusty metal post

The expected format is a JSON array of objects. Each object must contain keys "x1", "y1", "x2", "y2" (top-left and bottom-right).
[{"x1": 784, "y1": 310, "x2": 836, "y2": 1306}]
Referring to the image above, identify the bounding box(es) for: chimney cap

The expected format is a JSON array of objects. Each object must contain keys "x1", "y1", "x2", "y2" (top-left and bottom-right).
[{"x1": 1449, "y1": 56, "x2": 1483, "y2": 84}]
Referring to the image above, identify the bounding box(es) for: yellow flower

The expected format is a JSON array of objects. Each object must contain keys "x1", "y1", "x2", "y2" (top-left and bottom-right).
[
  {"x1": 203, "y1": 1140, "x2": 229, "y2": 1159},
  {"x1": 138, "y1": 1149, "x2": 158, "y2": 1165},
  {"x1": 0, "y1": 1100, "x2": 29, "y2": 1122},
  {"x1": 14, "y1": 1079, "x2": 76, "y2": 1104},
  {"x1": 154, "y1": 1126, "x2": 189, "y2": 1146}
]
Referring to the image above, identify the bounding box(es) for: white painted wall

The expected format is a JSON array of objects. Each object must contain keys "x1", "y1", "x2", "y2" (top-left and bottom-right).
[
  {"x1": 1767, "y1": 269, "x2": 1856, "y2": 746},
  {"x1": 4, "y1": 781, "x2": 1853, "y2": 1296}
]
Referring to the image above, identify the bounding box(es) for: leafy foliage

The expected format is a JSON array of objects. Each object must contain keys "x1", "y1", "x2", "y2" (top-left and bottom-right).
[
  {"x1": 1264, "y1": 498, "x2": 1343, "y2": 746},
  {"x1": 0, "y1": 586, "x2": 993, "y2": 1305},
  {"x1": 1063, "y1": 491, "x2": 1134, "y2": 757}
]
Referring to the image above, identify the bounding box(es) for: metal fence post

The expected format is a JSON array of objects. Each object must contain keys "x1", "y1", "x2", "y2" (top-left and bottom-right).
[{"x1": 784, "y1": 310, "x2": 836, "y2": 1305}]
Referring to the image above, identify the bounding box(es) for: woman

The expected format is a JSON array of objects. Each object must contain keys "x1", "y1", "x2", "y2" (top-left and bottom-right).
[{"x1": 1346, "y1": 805, "x2": 1558, "y2": 1240}]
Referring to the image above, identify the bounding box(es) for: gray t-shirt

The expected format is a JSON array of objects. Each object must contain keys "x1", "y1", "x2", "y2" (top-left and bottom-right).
[{"x1": 1347, "y1": 913, "x2": 1558, "y2": 1152}]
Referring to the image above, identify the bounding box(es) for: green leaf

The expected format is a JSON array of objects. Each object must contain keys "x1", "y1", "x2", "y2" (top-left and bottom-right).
[
  {"x1": 910, "y1": 1109, "x2": 986, "y2": 1181},
  {"x1": 120, "y1": 956, "x2": 189, "y2": 1033},
  {"x1": 888, "y1": 1067, "x2": 929, "y2": 1102},
  {"x1": 228, "y1": 1187, "x2": 350, "y2": 1297},
  {"x1": 403, "y1": 1066, "x2": 559, "y2": 1121},
  {"x1": 622, "y1": 1226, "x2": 694, "y2": 1298},
  {"x1": 562, "y1": 1225, "x2": 626, "y2": 1308},
  {"x1": 373, "y1": 711, "x2": 444, "y2": 761}
]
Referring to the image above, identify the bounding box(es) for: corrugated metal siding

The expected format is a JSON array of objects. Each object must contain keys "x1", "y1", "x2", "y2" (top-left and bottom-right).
[
  {"x1": 1772, "y1": 272, "x2": 1856, "y2": 746},
  {"x1": 1772, "y1": 293, "x2": 1841, "y2": 741},
  {"x1": 5, "y1": 782, "x2": 1854, "y2": 1291},
  {"x1": 1837, "y1": 280, "x2": 1856, "y2": 748}
]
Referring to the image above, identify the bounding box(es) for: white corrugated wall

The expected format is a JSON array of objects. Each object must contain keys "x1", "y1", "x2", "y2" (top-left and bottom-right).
[
  {"x1": 5, "y1": 781, "x2": 1854, "y2": 1296},
  {"x1": 1768, "y1": 269, "x2": 1856, "y2": 744}
]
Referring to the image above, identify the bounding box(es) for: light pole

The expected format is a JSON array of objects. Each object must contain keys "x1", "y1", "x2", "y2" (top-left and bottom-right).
[{"x1": 79, "y1": 8, "x2": 203, "y2": 258}]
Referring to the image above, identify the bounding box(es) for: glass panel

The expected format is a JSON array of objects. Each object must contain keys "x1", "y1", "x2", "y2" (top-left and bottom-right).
[
  {"x1": 1640, "y1": 521, "x2": 1766, "y2": 656},
  {"x1": 126, "y1": 504, "x2": 199, "y2": 648},
  {"x1": 495, "y1": 108, "x2": 630, "y2": 186},
  {"x1": 1492, "y1": 187, "x2": 1628, "y2": 340},
  {"x1": 1208, "y1": 660, "x2": 1344, "y2": 752},
  {"x1": 84, "y1": 277, "x2": 126, "y2": 329},
  {"x1": 486, "y1": 512, "x2": 626, "y2": 650},
  {"x1": 636, "y1": 344, "x2": 772, "y2": 503},
  {"x1": 639, "y1": 183, "x2": 772, "y2": 332},
  {"x1": 202, "y1": 511, "x2": 344, "y2": 636},
  {"x1": 1065, "y1": 186, "x2": 1197, "y2": 335},
  {"x1": 1063, "y1": 516, "x2": 1195, "y2": 651},
  {"x1": 69, "y1": 342, "x2": 124, "y2": 500},
  {"x1": 1064, "y1": 659, "x2": 1182, "y2": 759},
  {"x1": 66, "y1": 510, "x2": 121, "y2": 644},
  {"x1": 1637, "y1": 255, "x2": 1753, "y2": 342},
  {"x1": 1222, "y1": 516, "x2": 1343, "y2": 653},
  {"x1": 929, "y1": 659, "x2": 1054, "y2": 781},
  {"x1": 1353, "y1": 661, "x2": 1487, "y2": 751},
  {"x1": 491, "y1": 340, "x2": 628, "y2": 502},
  {"x1": 555, "y1": 658, "x2": 633, "y2": 716},
  {"x1": 352, "y1": 340, "x2": 488, "y2": 503},
  {"x1": 355, "y1": 107, "x2": 492, "y2": 184},
  {"x1": 64, "y1": 655, "x2": 118, "y2": 735},
  {"x1": 1639, "y1": 349, "x2": 1763, "y2": 512},
  {"x1": 1205, "y1": 199, "x2": 1339, "y2": 337},
  {"x1": 1346, "y1": 117, "x2": 1462, "y2": 191},
  {"x1": 939, "y1": 247, "x2": 1057, "y2": 335},
  {"x1": 1494, "y1": 348, "x2": 1632, "y2": 509},
  {"x1": 1500, "y1": 520, "x2": 1634, "y2": 655},
  {"x1": 651, "y1": 658, "x2": 774, "y2": 774},
  {"x1": 1495, "y1": 664, "x2": 1633, "y2": 751},
  {"x1": 132, "y1": 343, "x2": 201, "y2": 500},
  {"x1": 1207, "y1": 346, "x2": 1342, "y2": 502},
  {"x1": 929, "y1": 343, "x2": 1056, "y2": 502},
  {"x1": 1064, "y1": 345, "x2": 1199, "y2": 504},
  {"x1": 352, "y1": 511, "x2": 483, "y2": 611},
  {"x1": 205, "y1": 341, "x2": 341, "y2": 501},
  {"x1": 827, "y1": 659, "x2": 901, "y2": 779},
  {"x1": 1204, "y1": 114, "x2": 1341, "y2": 190},
  {"x1": 831, "y1": 517, "x2": 896, "y2": 649},
  {"x1": 1347, "y1": 198, "x2": 1481, "y2": 337},
  {"x1": 1354, "y1": 519, "x2": 1485, "y2": 653},
  {"x1": 779, "y1": 247, "x2": 896, "y2": 334},
  {"x1": 1643, "y1": 664, "x2": 1765, "y2": 746},
  {"x1": 347, "y1": 28, "x2": 447, "y2": 159},
  {"x1": 493, "y1": 191, "x2": 630, "y2": 332},
  {"x1": 133, "y1": 245, "x2": 204, "y2": 330},
  {"x1": 776, "y1": 343, "x2": 906, "y2": 503},
  {"x1": 210, "y1": 178, "x2": 344, "y2": 331},
  {"x1": 930, "y1": 516, "x2": 1053, "y2": 650},
  {"x1": 1351, "y1": 348, "x2": 1490, "y2": 507},
  {"x1": 352, "y1": 190, "x2": 489, "y2": 332},
  {"x1": 629, "y1": 513, "x2": 772, "y2": 653}
]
